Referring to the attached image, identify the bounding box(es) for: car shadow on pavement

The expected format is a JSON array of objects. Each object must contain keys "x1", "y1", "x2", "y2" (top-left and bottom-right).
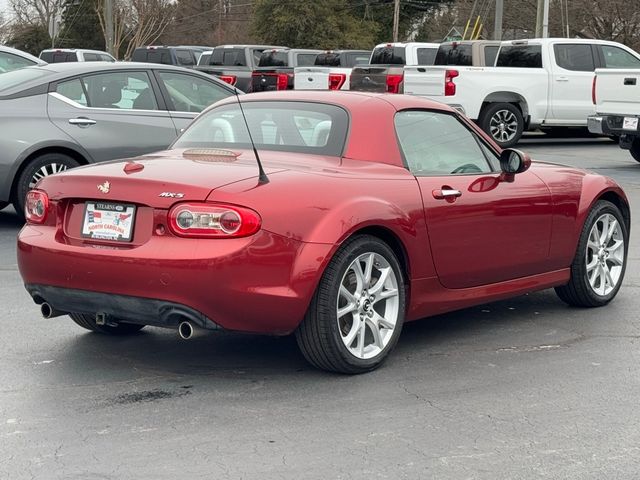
[
  {"x1": 46, "y1": 289, "x2": 575, "y2": 383},
  {"x1": 0, "y1": 208, "x2": 22, "y2": 228}
]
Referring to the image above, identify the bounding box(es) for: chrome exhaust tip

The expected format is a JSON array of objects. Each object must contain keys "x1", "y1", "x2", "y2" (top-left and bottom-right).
[
  {"x1": 178, "y1": 321, "x2": 194, "y2": 340},
  {"x1": 40, "y1": 302, "x2": 65, "y2": 319}
]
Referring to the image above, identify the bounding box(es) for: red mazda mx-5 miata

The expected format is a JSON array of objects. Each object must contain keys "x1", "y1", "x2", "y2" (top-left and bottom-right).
[{"x1": 17, "y1": 91, "x2": 630, "y2": 374}]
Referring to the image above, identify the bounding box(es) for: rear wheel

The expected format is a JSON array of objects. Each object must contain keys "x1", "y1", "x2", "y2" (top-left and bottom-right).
[
  {"x1": 555, "y1": 200, "x2": 628, "y2": 307},
  {"x1": 629, "y1": 138, "x2": 640, "y2": 163},
  {"x1": 13, "y1": 153, "x2": 80, "y2": 217},
  {"x1": 479, "y1": 102, "x2": 524, "y2": 148},
  {"x1": 296, "y1": 235, "x2": 406, "y2": 374},
  {"x1": 70, "y1": 313, "x2": 145, "y2": 335}
]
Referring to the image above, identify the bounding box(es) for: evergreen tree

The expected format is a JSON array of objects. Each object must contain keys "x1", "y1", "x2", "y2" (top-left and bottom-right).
[
  {"x1": 57, "y1": 0, "x2": 105, "y2": 50},
  {"x1": 8, "y1": 24, "x2": 51, "y2": 55}
]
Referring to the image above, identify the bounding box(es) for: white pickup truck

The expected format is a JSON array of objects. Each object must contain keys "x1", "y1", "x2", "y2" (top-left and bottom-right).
[
  {"x1": 293, "y1": 50, "x2": 371, "y2": 91},
  {"x1": 588, "y1": 69, "x2": 640, "y2": 162},
  {"x1": 352, "y1": 38, "x2": 640, "y2": 147}
]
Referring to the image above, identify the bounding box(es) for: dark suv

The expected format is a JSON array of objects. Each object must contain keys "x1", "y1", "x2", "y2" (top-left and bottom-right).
[{"x1": 131, "y1": 46, "x2": 212, "y2": 68}]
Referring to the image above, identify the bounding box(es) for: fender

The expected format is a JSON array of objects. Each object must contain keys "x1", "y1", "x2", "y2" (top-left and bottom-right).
[
  {"x1": 0, "y1": 140, "x2": 94, "y2": 202},
  {"x1": 577, "y1": 175, "x2": 630, "y2": 237}
]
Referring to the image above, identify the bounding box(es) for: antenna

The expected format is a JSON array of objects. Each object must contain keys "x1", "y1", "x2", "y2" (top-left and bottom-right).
[{"x1": 234, "y1": 90, "x2": 269, "y2": 184}]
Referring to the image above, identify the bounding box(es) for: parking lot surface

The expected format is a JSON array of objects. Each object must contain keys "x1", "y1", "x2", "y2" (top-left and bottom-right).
[{"x1": 1, "y1": 136, "x2": 639, "y2": 479}]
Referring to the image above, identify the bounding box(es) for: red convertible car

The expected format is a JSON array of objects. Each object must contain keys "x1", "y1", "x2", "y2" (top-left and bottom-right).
[{"x1": 17, "y1": 91, "x2": 630, "y2": 374}]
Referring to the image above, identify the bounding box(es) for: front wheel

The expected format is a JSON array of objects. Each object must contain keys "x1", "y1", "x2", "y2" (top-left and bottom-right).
[
  {"x1": 70, "y1": 313, "x2": 145, "y2": 335},
  {"x1": 478, "y1": 102, "x2": 524, "y2": 148},
  {"x1": 296, "y1": 235, "x2": 406, "y2": 374},
  {"x1": 555, "y1": 200, "x2": 628, "y2": 307}
]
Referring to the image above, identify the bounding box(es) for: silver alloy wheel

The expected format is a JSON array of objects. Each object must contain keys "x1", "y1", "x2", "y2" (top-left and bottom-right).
[
  {"x1": 29, "y1": 163, "x2": 70, "y2": 189},
  {"x1": 586, "y1": 213, "x2": 625, "y2": 296},
  {"x1": 489, "y1": 109, "x2": 518, "y2": 143},
  {"x1": 336, "y1": 252, "x2": 400, "y2": 360}
]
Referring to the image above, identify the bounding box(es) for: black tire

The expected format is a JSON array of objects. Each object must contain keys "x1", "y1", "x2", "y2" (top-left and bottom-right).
[
  {"x1": 295, "y1": 235, "x2": 406, "y2": 374},
  {"x1": 630, "y1": 138, "x2": 640, "y2": 163},
  {"x1": 0, "y1": 201, "x2": 8, "y2": 211},
  {"x1": 13, "y1": 153, "x2": 80, "y2": 218},
  {"x1": 478, "y1": 102, "x2": 524, "y2": 148},
  {"x1": 555, "y1": 200, "x2": 628, "y2": 307},
  {"x1": 70, "y1": 313, "x2": 145, "y2": 335}
]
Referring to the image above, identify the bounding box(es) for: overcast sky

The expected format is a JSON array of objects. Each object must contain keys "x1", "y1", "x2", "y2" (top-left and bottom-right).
[{"x1": 1, "y1": 0, "x2": 10, "y2": 18}]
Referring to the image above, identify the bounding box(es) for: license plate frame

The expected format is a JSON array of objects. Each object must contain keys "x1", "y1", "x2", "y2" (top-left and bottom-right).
[
  {"x1": 623, "y1": 116, "x2": 639, "y2": 131},
  {"x1": 81, "y1": 201, "x2": 137, "y2": 242}
]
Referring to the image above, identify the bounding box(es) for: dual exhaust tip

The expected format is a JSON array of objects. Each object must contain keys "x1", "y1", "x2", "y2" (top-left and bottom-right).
[{"x1": 40, "y1": 302, "x2": 202, "y2": 340}]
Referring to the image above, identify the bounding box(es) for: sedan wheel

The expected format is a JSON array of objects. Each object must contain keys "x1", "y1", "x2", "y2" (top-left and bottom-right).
[
  {"x1": 296, "y1": 235, "x2": 405, "y2": 374},
  {"x1": 13, "y1": 153, "x2": 80, "y2": 219},
  {"x1": 556, "y1": 200, "x2": 628, "y2": 307}
]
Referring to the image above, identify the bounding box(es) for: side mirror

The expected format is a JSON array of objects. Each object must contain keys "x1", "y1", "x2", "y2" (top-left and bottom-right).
[{"x1": 500, "y1": 148, "x2": 531, "y2": 175}]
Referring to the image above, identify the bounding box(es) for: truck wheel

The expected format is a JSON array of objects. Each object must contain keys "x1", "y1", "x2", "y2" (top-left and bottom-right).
[
  {"x1": 479, "y1": 103, "x2": 524, "y2": 148},
  {"x1": 13, "y1": 153, "x2": 80, "y2": 218},
  {"x1": 70, "y1": 313, "x2": 145, "y2": 335},
  {"x1": 295, "y1": 235, "x2": 406, "y2": 374},
  {"x1": 630, "y1": 138, "x2": 640, "y2": 163}
]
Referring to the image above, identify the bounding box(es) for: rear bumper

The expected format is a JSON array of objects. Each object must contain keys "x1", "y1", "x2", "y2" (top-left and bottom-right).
[
  {"x1": 18, "y1": 226, "x2": 334, "y2": 334},
  {"x1": 588, "y1": 114, "x2": 639, "y2": 136}
]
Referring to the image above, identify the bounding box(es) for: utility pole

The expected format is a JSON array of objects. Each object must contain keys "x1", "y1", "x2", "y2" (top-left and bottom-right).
[
  {"x1": 535, "y1": 0, "x2": 543, "y2": 37},
  {"x1": 218, "y1": 0, "x2": 223, "y2": 44},
  {"x1": 105, "y1": 0, "x2": 114, "y2": 57},
  {"x1": 493, "y1": 0, "x2": 503, "y2": 40},
  {"x1": 542, "y1": 0, "x2": 550, "y2": 37},
  {"x1": 392, "y1": 0, "x2": 400, "y2": 43}
]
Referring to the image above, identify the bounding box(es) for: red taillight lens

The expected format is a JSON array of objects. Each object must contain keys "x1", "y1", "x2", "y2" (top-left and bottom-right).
[
  {"x1": 168, "y1": 203, "x2": 261, "y2": 238},
  {"x1": 276, "y1": 73, "x2": 291, "y2": 90},
  {"x1": 328, "y1": 73, "x2": 346, "y2": 90},
  {"x1": 445, "y1": 69, "x2": 459, "y2": 96},
  {"x1": 592, "y1": 75, "x2": 597, "y2": 105},
  {"x1": 25, "y1": 190, "x2": 49, "y2": 224},
  {"x1": 386, "y1": 73, "x2": 403, "y2": 94},
  {"x1": 219, "y1": 75, "x2": 237, "y2": 86}
]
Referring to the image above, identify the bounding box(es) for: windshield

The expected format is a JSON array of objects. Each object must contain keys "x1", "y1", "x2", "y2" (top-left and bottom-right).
[
  {"x1": 210, "y1": 48, "x2": 247, "y2": 67},
  {"x1": 370, "y1": 46, "x2": 405, "y2": 65},
  {"x1": 0, "y1": 67, "x2": 50, "y2": 93},
  {"x1": 434, "y1": 44, "x2": 473, "y2": 66},
  {"x1": 174, "y1": 101, "x2": 349, "y2": 156},
  {"x1": 259, "y1": 51, "x2": 289, "y2": 67}
]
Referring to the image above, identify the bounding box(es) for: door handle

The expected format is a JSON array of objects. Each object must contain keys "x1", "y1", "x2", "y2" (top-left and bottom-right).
[
  {"x1": 432, "y1": 188, "x2": 462, "y2": 200},
  {"x1": 68, "y1": 117, "x2": 96, "y2": 126},
  {"x1": 556, "y1": 76, "x2": 569, "y2": 82}
]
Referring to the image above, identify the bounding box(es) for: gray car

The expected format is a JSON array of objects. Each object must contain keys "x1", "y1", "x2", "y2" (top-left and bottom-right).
[
  {"x1": 0, "y1": 62, "x2": 238, "y2": 215},
  {"x1": 0, "y1": 45, "x2": 46, "y2": 73}
]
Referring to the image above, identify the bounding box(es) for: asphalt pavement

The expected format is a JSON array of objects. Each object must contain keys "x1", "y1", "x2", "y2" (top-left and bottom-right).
[{"x1": 1, "y1": 136, "x2": 639, "y2": 479}]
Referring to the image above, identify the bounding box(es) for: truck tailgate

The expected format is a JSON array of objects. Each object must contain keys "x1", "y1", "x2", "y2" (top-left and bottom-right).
[
  {"x1": 349, "y1": 66, "x2": 391, "y2": 92},
  {"x1": 294, "y1": 67, "x2": 329, "y2": 90},
  {"x1": 404, "y1": 66, "x2": 446, "y2": 97},
  {"x1": 595, "y1": 68, "x2": 640, "y2": 116}
]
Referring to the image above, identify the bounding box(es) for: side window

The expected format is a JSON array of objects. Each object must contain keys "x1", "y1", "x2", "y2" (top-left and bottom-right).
[
  {"x1": 0, "y1": 52, "x2": 35, "y2": 73},
  {"x1": 100, "y1": 54, "x2": 115, "y2": 62},
  {"x1": 497, "y1": 45, "x2": 543, "y2": 68},
  {"x1": 554, "y1": 44, "x2": 595, "y2": 71},
  {"x1": 55, "y1": 78, "x2": 88, "y2": 106},
  {"x1": 176, "y1": 50, "x2": 195, "y2": 66},
  {"x1": 82, "y1": 71, "x2": 158, "y2": 110},
  {"x1": 296, "y1": 54, "x2": 318, "y2": 66},
  {"x1": 600, "y1": 45, "x2": 640, "y2": 68},
  {"x1": 394, "y1": 110, "x2": 493, "y2": 176},
  {"x1": 83, "y1": 53, "x2": 99, "y2": 62},
  {"x1": 158, "y1": 72, "x2": 231, "y2": 112}
]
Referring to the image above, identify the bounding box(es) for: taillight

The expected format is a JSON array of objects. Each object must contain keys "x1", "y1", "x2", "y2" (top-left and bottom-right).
[
  {"x1": 276, "y1": 73, "x2": 291, "y2": 90},
  {"x1": 25, "y1": 190, "x2": 49, "y2": 224},
  {"x1": 328, "y1": 73, "x2": 346, "y2": 90},
  {"x1": 219, "y1": 75, "x2": 237, "y2": 86},
  {"x1": 445, "y1": 69, "x2": 459, "y2": 96},
  {"x1": 168, "y1": 203, "x2": 261, "y2": 238},
  {"x1": 592, "y1": 75, "x2": 597, "y2": 104},
  {"x1": 386, "y1": 73, "x2": 403, "y2": 94}
]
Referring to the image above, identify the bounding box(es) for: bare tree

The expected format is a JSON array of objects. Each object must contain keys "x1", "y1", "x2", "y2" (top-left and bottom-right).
[
  {"x1": 96, "y1": 0, "x2": 175, "y2": 59},
  {"x1": 0, "y1": 13, "x2": 11, "y2": 43},
  {"x1": 10, "y1": 0, "x2": 63, "y2": 29}
]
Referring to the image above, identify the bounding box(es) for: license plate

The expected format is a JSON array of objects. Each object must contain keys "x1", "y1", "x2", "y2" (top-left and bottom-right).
[
  {"x1": 623, "y1": 117, "x2": 638, "y2": 131},
  {"x1": 82, "y1": 202, "x2": 136, "y2": 242}
]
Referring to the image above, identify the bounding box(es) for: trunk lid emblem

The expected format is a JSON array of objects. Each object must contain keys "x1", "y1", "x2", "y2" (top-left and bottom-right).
[{"x1": 97, "y1": 181, "x2": 111, "y2": 193}]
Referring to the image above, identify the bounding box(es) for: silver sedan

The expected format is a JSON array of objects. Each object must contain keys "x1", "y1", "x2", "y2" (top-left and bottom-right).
[{"x1": 0, "y1": 62, "x2": 238, "y2": 215}]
